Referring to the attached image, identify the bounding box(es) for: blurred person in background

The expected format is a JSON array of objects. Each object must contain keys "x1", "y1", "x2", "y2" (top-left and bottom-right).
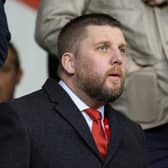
[
  {"x1": 0, "y1": 0, "x2": 11, "y2": 66},
  {"x1": 35, "y1": 0, "x2": 168, "y2": 167},
  {"x1": 0, "y1": 42, "x2": 23, "y2": 102}
]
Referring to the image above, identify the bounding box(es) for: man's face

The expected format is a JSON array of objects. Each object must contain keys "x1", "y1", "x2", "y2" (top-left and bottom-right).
[
  {"x1": 0, "y1": 48, "x2": 22, "y2": 102},
  {"x1": 73, "y1": 25, "x2": 126, "y2": 103}
]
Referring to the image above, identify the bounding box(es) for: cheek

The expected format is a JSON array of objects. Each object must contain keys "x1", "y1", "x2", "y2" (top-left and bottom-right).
[
  {"x1": 75, "y1": 51, "x2": 106, "y2": 77},
  {"x1": 121, "y1": 58, "x2": 126, "y2": 71},
  {"x1": 0, "y1": 75, "x2": 9, "y2": 85},
  {"x1": 1, "y1": 74, "x2": 16, "y2": 87},
  {"x1": 86, "y1": 61, "x2": 103, "y2": 76}
]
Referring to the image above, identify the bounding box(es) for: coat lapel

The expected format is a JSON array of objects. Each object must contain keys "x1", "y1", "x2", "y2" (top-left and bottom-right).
[
  {"x1": 42, "y1": 79, "x2": 102, "y2": 160},
  {"x1": 103, "y1": 104, "x2": 123, "y2": 166}
]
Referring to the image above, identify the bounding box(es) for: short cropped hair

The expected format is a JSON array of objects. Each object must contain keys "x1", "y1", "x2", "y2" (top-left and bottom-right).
[
  {"x1": 57, "y1": 13, "x2": 123, "y2": 60},
  {"x1": 8, "y1": 42, "x2": 21, "y2": 70}
]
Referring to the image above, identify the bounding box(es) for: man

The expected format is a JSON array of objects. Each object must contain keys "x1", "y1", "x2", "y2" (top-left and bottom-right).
[
  {"x1": 0, "y1": 43, "x2": 23, "y2": 102},
  {"x1": 0, "y1": 14, "x2": 147, "y2": 168},
  {"x1": 0, "y1": 0, "x2": 11, "y2": 66},
  {"x1": 35, "y1": 0, "x2": 168, "y2": 167}
]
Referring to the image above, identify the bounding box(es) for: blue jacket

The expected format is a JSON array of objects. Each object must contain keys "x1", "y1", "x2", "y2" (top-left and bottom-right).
[{"x1": 0, "y1": 0, "x2": 11, "y2": 66}]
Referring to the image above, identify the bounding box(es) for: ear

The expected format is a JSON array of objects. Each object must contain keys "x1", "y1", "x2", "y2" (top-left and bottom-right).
[{"x1": 61, "y1": 52, "x2": 75, "y2": 75}]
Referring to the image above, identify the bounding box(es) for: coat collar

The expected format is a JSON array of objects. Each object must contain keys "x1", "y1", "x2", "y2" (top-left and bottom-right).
[
  {"x1": 104, "y1": 104, "x2": 123, "y2": 165},
  {"x1": 42, "y1": 78, "x2": 101, "y2": 159}
]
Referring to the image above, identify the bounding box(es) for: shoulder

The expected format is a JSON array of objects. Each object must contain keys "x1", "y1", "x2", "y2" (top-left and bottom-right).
[
  {"x1": 107, "y1": 104, "x2": 144, "y2": 136},
  {"x1": 0, "y1": 88, "x2": 52, "y2": 133},
  {"x1": 0, "y1": 102, "x2": 28, "y2": 145},
  {"x1": 9, "y1": 89, "x2": 45, "y2": 108},
  {"x1": 0, "y1": 103, "x2": 17, "y2": 124},
  {"x1": 0, "y1": 102, "x2": 30, "y2": 165},
  {"x1": 108, "y1": 106, "x2": 146, "y2": 151},
  {"x1": 115, "y1": 108, "x2": 142, "y2": 129},
  {"x1": 114, "y1": 109, "x2": 144, "y2": 140},
  {"x1": 0, "y1": 88, "x2": 47, "y2": 119}
]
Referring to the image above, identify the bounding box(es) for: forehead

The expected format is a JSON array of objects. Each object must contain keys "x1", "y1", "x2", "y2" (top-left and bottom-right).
[{"x1": 85, "y1": 25, "x2": 126, "y2": 45}]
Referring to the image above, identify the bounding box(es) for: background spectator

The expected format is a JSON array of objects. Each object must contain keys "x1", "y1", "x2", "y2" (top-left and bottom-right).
[
  {"x1": 0, "y1": 42, "x2": 23, "y2": 102},
  {"x1": 5, "y1": 0, "x2": 47, "y2": 98}
]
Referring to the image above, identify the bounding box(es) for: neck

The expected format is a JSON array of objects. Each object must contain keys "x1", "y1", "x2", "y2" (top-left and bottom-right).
[
  {"x1": 60, "y1": 76, "x2": 105, "y2": 108},
  {"x1": 69, "y1": 82, "x2": 104, "y2": 108}
]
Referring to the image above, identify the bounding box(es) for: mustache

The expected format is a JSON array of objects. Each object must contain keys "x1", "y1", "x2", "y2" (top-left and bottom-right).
[{"x1": 105, "y1": 65, "x2": 124, "y2": 77}]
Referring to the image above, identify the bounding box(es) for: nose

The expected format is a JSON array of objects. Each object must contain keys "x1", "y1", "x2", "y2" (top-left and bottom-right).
[{"x1": 110, "y1": 47, "x2": 123, "y2": 65}]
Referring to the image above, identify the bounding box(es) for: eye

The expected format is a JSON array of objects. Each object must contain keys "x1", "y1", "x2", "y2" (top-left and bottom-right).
[
  {"x1": 97, "y1": 45, "x2": 108, "y2": 53},
  {"x1": 119, "y1": 46, "x2": 126, "y2": 55}
]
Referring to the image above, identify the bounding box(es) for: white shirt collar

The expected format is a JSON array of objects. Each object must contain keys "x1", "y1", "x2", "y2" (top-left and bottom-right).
[{"x1": 58, "y1": 80, "x2": 104, "y2": 119}]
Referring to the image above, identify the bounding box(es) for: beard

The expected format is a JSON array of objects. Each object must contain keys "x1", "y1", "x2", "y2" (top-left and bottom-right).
[{"x1": 74, "y1": 66, "x2": 125, "y2": 103}]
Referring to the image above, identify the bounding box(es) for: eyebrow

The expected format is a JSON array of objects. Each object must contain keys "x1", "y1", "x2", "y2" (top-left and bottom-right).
[
  {"x1": 95, "y1": 41, "x2": 111, "y2": 46},
  {"x1": 95, "y1": 41, "x2": 127, "y2": 48},
  {"x1": 119, "y1": 43, "x2": 127, "y2": 48}
]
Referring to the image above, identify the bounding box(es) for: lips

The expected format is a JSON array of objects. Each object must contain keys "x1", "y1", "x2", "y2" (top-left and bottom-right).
[
  {"x1": 108, "y1": 70, "x2": 122, "y2": 80},
  {"x1": 109, "y1": 72, "x2": 121, "y2": 77},
  {"x1": 107, "y1": 65, "x2": 122, "y2": 78}
]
